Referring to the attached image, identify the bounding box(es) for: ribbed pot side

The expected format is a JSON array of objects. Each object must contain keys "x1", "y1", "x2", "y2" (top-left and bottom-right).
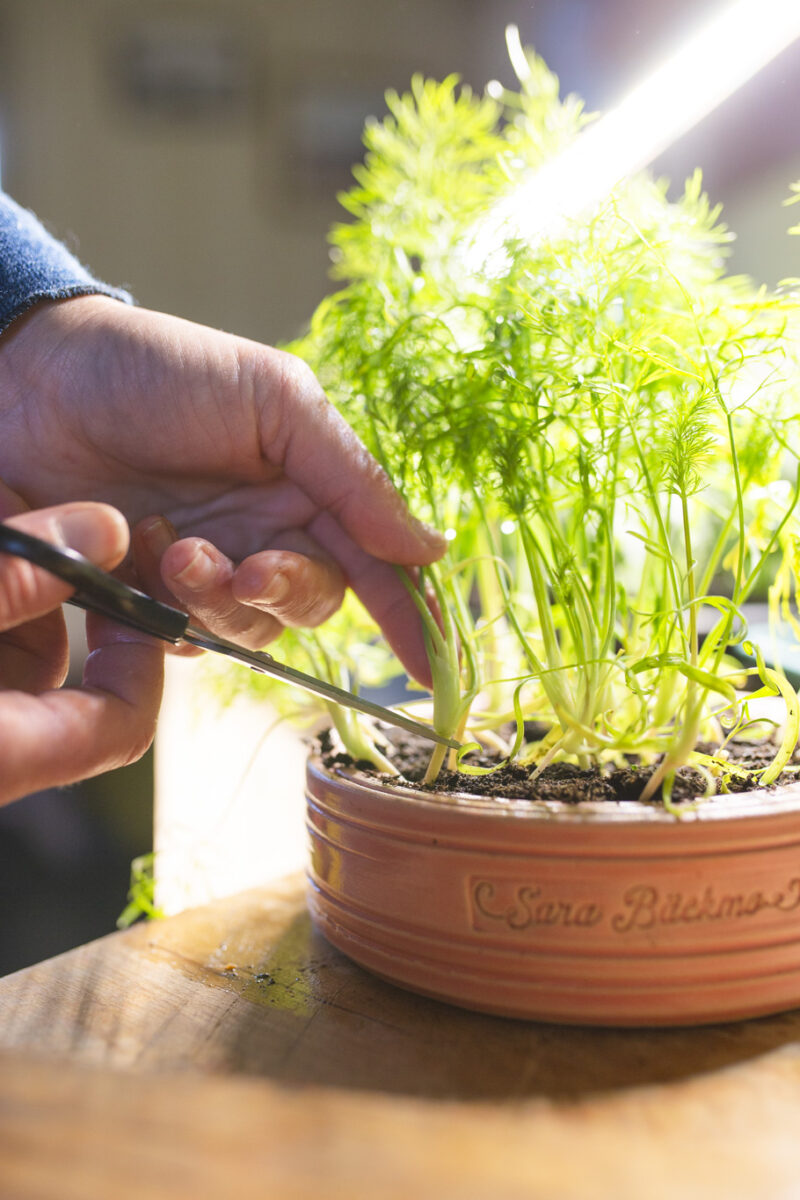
[{"x1": 305, "y1": 757, "x2": 800, "y2": 1026}]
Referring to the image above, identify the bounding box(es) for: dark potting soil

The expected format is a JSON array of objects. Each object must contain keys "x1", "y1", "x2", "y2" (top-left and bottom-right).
[{"x1": 316, "y1": 727, "x2": 800, "y2": 807}]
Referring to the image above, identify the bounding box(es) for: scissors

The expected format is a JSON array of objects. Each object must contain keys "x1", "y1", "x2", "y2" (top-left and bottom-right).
[{"x1": 0, "y1": 522, "x2": 458, "y2": 751}]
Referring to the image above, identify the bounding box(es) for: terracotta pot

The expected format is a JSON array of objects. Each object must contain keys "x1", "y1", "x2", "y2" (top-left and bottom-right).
[{"x1": 306, "y1": 757, "x2": 800, "y2": 1026}]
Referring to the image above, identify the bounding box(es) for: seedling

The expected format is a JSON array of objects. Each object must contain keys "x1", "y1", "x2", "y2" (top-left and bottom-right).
[{"x1": 219, "y1": 42, "x2": 800, "y2": 806}]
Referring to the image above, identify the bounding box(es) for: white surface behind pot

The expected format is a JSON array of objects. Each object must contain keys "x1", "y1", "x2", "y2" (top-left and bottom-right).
[{"x1": 154, "y1": 656, "x2": 308, "y2": 915}]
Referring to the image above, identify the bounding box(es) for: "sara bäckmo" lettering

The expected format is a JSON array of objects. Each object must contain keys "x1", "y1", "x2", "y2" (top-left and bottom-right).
[{"x1": 471, "y1": 877, "x2": 800, "y2": 935}]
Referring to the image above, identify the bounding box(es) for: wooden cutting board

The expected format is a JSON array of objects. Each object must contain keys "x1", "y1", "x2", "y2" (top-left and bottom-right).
[{"x1": 3, "y1": 873, "x2": 800, "y2": 1198}]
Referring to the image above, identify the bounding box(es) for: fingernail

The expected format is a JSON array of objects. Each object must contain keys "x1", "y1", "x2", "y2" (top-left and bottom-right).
[
  {"x1": 261, "y1": 572, "x2": 291, "y2": 607},
  {"x1": 172, "y1": 546, "x2": 217, "y2": 590},
  {"x1": 140, "y1": 517, "x2": 176, "y2": 559},
  {"x1": 56, "y1": 507, "x2": 127, "y2": 562}
]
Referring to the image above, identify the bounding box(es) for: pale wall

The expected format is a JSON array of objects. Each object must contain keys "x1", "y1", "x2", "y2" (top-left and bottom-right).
[{"x1": 0, "y1": 0, "x2": 481, "y2": 343}]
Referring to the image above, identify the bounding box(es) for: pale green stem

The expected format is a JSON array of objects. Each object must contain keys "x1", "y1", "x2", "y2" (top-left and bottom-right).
[
  {"x1": 681, "y1": 494, "x2": 698, "y2": 668},
  {"x1": 739, "y1": 465, "x2": 800, "y2": 601}
]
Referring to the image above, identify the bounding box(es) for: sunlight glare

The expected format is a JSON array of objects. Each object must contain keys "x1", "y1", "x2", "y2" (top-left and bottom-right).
[{"x1": 471, "y1": 1, "x2": 800, "y2": 263}]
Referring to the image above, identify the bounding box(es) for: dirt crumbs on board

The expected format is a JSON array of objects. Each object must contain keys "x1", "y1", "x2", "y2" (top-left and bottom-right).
[{"x1": 316, "y1": 728, "x2": 800, "y2": 806}]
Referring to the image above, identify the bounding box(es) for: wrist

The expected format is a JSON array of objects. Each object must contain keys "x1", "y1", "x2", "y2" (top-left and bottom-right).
[
  {"x1": 1, "y1": 292, "x2": 121, "y2": 346},
  {"x1": 0, "y1": 293, "x2": 120, "y2": 393}
]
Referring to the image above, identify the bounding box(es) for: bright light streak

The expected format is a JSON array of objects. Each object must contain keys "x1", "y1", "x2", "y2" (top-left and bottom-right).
[{"x1": 472, "y1": 1, "x2": 800, "y2": 261}]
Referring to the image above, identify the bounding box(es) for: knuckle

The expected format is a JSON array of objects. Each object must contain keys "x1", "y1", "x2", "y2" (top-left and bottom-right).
[
  {"x1": 280, "y1": 582, "x2": 345, "y2": 628},
  {"x1": 0, "y1": 560, "x2": 46, "y2": 630},
  {"x1": 199, "y1": 605, "x2": 283, "y2": 649},
  {"x1": 240, "y1": 614, "x2": 284, "y2": 648},
  {"x1": 277, "y1": 349, "x2": 317, "y2": 395},
  {"x1": 254, "y1": 348, "x2": 321, "y2": 465}
]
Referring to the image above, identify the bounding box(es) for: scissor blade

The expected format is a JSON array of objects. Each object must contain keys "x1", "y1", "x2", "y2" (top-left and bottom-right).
[
  {"x1": 0, "y1": 524, "x2": 459, "y2": 751},
  {"x1": 183, "y1": 624, "x2": 459, "y2": 751}
]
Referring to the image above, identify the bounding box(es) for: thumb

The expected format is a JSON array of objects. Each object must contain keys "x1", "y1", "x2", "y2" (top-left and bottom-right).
[{"x1": 0, "y1": 503, "x2": 130, "y2": 632}]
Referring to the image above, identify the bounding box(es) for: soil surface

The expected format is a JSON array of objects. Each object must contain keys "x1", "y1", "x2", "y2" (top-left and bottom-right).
[{"x1": 316, "y1": 727, "x2": 800, "y2": 807}]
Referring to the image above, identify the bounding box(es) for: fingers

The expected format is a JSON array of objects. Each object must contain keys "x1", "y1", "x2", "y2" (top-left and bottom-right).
[
  {"x1": 0, "y1": 615, "x2": 164, "y2": 806},
  {"x1": 134, "y1": 516, "x2": 345, "y2": 648},
  {"x1": 135, "y1": 510, "x2": 432, "y2": 683},
  {"x1": 0, "y1": 609, "x2": 68, "y2": 694},
  {"x1": 161, "y1": 536, "x2": 285, "y2": 646},
  {"x1": 0, "y1": 502, "x2": 130, "y2": 631},
  {"x1": 231, "y1": 545, "x2": 345, "y2": 628},
  {"x1": 0, "y1": 502, "x2": 131, "y2": 693},
  {"x1": 0, "y1": 501, "x2": 164, "y2": 804},
  {"x1": 250, "y1": 349, "x2": 447, "y2": 567},
  {"x1": 134, "y1": 517, "x2": 281, "y2": 648}
]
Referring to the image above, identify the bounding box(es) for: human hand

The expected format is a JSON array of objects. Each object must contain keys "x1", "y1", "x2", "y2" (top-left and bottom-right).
[
  {"x1": 0, "y1": 485, "x2": 164, "y2": 806},
  {"x1": 0, "y1": 297, "x2": 444, "y2": 682}
]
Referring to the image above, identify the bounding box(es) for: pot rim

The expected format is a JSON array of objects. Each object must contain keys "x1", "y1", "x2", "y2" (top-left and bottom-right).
[{"x1": 308, "y1": 756, "x2": 800, "y2": 826}]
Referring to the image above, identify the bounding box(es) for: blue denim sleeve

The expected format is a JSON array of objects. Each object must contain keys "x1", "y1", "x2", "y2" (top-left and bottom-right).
[{"x1": 0, "y1": 191, "x2": 132, "y2": 335}]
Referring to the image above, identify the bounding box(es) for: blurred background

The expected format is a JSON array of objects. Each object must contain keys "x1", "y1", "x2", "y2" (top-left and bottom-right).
[{"x1": 1, "y1": 0, "x2": 799, "y2": 974}]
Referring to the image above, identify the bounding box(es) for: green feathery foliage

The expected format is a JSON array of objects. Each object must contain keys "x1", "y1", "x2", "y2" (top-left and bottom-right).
[{"x1": 221, "y1": 38, "x2": 800, "y2": 805}]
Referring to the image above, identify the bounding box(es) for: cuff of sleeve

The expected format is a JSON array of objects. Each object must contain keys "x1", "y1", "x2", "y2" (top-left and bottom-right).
[
  {"x1": 0, "y1": 192, "x2": 134, "y2": 336},
  {"x1": 0, "y1": 282, "x2": 133, "y2": 336}
]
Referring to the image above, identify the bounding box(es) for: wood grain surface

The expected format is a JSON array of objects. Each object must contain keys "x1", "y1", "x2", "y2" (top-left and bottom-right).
[{"x1": 3, "y1": 873, "x2": 800, "y2": 1197}]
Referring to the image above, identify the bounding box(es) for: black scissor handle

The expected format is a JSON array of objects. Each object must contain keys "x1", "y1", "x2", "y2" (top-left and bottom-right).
[{"x1": 0, "y1": 522, "x2": 190, "y2": 644}]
